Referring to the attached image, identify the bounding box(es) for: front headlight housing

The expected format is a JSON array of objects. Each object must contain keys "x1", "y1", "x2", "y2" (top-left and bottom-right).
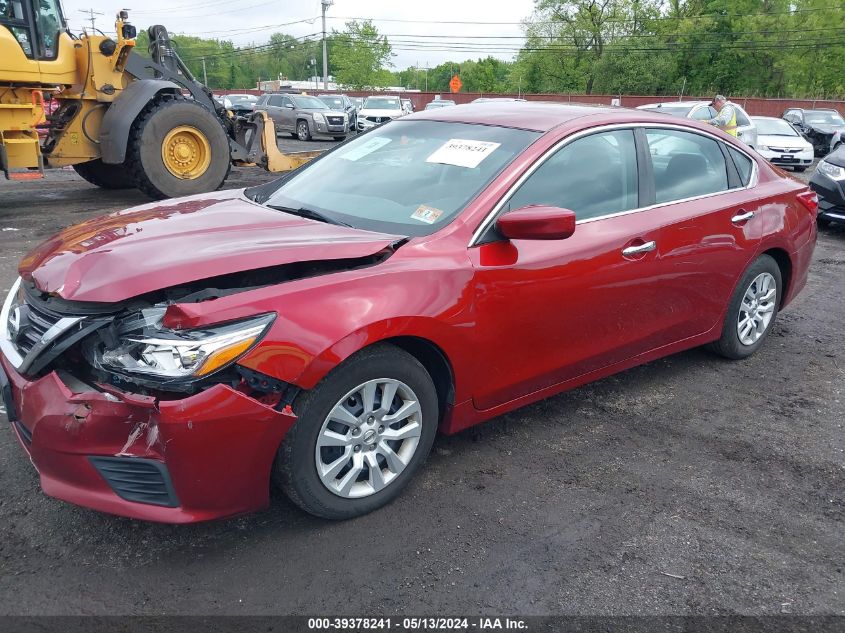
[
  {"x1": 818, "y1": 160, "x2": 845, "y2": 179},
  {"x1": 89, "y1": 311, "x2": 275, "y2": 382},
  {"x1": 312, "y1": 112, "x2": 326, "y2": 123}
]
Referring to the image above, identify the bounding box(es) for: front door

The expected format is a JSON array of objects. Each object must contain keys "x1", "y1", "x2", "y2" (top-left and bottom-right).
[{"x1": 469, "y1": 128, "x2": 673, "y2": 410}]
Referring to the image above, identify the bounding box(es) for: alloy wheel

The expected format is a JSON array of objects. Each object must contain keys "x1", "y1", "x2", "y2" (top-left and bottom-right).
[
  {"x1": 315, "y1": 378, "x2": 423, "y2": 499},
  {"x1": 737, "y1": 272, "x2": 777, "y2": 345}
]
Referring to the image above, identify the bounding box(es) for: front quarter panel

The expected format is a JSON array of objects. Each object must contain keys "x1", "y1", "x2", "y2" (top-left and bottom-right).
[{"x1": 162, "y1": 238, "x2": 477, "y2": 399}]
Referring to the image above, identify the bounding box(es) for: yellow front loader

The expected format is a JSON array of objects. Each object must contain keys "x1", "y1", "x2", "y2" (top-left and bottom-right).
[{"x1": 0, "y1": 3, "x2": 319, "y2": 198}]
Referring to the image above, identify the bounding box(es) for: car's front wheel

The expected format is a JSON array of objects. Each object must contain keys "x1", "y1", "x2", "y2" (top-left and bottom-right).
[
  {"x1": 274, "y1": 344, "x2": 439, "y2": 519},
  {"x1": 296, "y1": 119, "x2": 312, "y2": 141},
  {"x1": 711, "y1": 254, "x2": 782, "y2": 359}
]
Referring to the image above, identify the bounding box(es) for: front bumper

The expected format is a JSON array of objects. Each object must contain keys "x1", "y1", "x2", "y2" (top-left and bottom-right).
[
  {"x1": 0, "y1": 354, "x2": 296, "y2": 523},
  {"x1": 810, "y1": 170, "x2": 845, "y2": 224},
  {"x1": 314, "y1": 120, "x2": 348, "y2": 135},
  {"x1": 757, "y1": 147, "x2": 814, "y2": 167}
]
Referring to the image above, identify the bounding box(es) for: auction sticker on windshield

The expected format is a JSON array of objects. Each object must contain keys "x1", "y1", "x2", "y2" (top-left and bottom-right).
[
  {"x1": 426, "y1": 139, "x2": 501, "y2": 168},
  {"x1": 339, "y1": 136, "x2": 393, "y2": 161},
  {"x1": 410, "y1": 204, "x2": 444, "y2": 224}
]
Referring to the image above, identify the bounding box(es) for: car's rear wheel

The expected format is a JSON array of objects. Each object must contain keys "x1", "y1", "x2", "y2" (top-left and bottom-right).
[
  {"x1": 274, "y1": 344, "x2": 439, "y2": 519},
  {"x1": 711, "y1": 254, "x2": 782, "y2": 359}
]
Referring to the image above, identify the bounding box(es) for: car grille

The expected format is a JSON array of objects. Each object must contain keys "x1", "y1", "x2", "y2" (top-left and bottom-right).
[
  {"x1": 89, "y1": 456, "x2": 179, "y2": 507},
  {"x1": 769, "y1": 147, "x2": 801, "y2": 153},
  {"x1": 327, "y1": 116, "x2": 344, "y2": 125},
  {"x1": 366, "y1": 116, "x2": 392, "y2": 123},
  {"x1": 15, "y1": 299, "x2": 63, "y2": 358}
]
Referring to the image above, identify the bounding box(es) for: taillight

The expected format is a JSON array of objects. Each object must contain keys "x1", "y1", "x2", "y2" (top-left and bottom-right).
[{"x1": 796, "y1": 190, "x2": 818, "y2": 214}]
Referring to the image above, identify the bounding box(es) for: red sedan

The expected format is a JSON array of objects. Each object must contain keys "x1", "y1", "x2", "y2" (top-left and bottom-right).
[{"x1": 0, "y1": 103, "x2": 818, "y2": 522}]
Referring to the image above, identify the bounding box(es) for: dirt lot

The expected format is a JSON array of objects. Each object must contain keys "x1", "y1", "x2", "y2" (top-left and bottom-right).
[{"x1": 0, "y1": 145, "x2": 843, "y2": 617}]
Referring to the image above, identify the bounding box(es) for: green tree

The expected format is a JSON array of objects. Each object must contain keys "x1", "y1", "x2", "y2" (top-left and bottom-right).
[{"x1": 330, "y1": 20, "x2": 394, "y2": 89}]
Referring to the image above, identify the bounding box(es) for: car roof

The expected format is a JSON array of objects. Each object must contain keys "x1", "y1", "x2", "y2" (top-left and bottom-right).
[
  {"x1": 406, "y1": 101, "x2": 650, "y2": 132},
  {"x1": 751, "y1": 116, "x2": 783, "y2": 120}
]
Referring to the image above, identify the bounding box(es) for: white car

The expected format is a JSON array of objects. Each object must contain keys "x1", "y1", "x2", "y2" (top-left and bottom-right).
[
  {"x1": 637, "y1": 100, "x2": 758, "y2": 148},
  {"x1": 357, "y1": 96, "x2": 405, "y2": 131},
  {"x1": 751, "y1": 116, "x2": 814, "y2": 172}
]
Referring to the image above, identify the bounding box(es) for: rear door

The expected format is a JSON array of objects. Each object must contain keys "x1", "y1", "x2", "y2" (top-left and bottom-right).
[
  {"x1": 265, "y1": 95, "x2": 286, "y2": 129},
  {"x1": 641, "y1": 126, "x2": 763, "y2": 340}
]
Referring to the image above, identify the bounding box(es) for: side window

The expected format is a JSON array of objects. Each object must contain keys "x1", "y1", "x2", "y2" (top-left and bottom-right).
[
  {"x1": 506, "y1": 129, "x2": 639, "y2": 221},
  {"x1": 734, "y1": 107, "x2": 750, "y2": 127},
  {"x1": 35, "y1": 0, "x2": 62, "y2": 58},
  {"x1": 729, "y1": 148, "x2": 753, "y2": 186},
  {"x1": 1, "y1": 0, "x2": 33, "y2": 57},
  {"x1": 268, "y1": 95, "x2": 284, "y2": 107},
  {"x1": 646, "y1": 128, "x2": 729, "y2": 203},
  {"x1": 281, "y1": 96, "x2": 294, "y2": 108},
  {"x1": 691, "y1": 107, "x2": 712, "y2": 121}
]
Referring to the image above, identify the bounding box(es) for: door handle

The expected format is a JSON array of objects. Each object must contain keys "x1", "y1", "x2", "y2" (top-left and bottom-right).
[
  {"x1": 622, "y1": 241, "x2": 656, "y2": 256},
  {"x1": 731, "y1": 210, "x2": 755, "y2": 223}
]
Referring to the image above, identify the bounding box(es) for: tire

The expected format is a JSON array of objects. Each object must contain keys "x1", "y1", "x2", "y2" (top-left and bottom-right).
[
  {"x1": 710, "y1": 254, "x2": 782, "y2": 360},
  {"x1": 817, "y1": 217, "x2": 832, "y2": 228},
  {"x1": 333, "y1": 136, "x2": 347, "y2": 142},
  {"x1": 296, "y1": 119, "x2": 312, "y2": 141},
  {"x1": 126, "y1": 96, "x2": 231, "y2": 200},
  {"x1": 274, "y1": 344, "x2": 439, "y2": 520},
  {"x1": 72, "y1": 159, "x2": 135, "y2": 189}
]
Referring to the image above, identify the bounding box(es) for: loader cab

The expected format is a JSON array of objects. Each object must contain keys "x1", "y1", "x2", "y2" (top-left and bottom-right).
[{"x1": 0, "y1": 0, "x2": 65, "y2": 60}]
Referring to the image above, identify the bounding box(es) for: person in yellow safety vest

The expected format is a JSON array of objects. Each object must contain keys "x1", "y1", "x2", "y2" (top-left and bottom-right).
[{"x1": 706, "y1": 94, "x2": 738, "y2": 137}]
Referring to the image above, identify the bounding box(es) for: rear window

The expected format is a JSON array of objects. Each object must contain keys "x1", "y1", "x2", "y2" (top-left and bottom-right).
[{"x1": 729, "y1": 148, "x2": 754, "y2": 186}]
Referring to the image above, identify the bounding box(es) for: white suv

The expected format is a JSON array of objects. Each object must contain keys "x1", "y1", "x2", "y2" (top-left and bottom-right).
[{"x1": 637, "y1": 101, "x2": 758, "y2": 148}]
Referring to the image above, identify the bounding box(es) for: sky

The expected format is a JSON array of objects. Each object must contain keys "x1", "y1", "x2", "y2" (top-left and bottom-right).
[{"x1": 61, "y1": 0, "x2": 536, "y2": 70}]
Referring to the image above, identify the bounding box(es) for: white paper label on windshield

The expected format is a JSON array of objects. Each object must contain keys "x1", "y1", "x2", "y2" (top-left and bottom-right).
[
  {"x1": 426, "y1": 139, "x2": 501, "y2": 168},
  {"x1": 410, "y1": 205, "x2": 444, "y2": 224},
  {"x1": 340, "y1": 136, "x2": 392, "y2": 161}
]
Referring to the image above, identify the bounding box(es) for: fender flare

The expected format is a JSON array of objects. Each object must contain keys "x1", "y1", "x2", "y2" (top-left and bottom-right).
[{"x1": 99, "y1": 80, "x2": 182, "y2": 164}]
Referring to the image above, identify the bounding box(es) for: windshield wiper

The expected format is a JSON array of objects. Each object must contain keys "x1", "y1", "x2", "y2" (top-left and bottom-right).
[{"x1": 268, "y1": 205, "x2": 352, "y2": 227}]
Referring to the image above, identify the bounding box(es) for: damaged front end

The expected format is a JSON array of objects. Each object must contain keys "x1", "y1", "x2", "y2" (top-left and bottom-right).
[{"x1": 0, "y1": 247, "x2": 398, "y2": 521}]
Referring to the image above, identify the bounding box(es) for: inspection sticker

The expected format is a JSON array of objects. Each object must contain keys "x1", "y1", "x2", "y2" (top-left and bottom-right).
[
  {"x1": 410, "y1": 205, "x2": 444, "y2": 224},
  {"x1": 339, "y1": 136, "x2": 393, "y2": 161},
  {"x1": 426, "y1": 139, "x2": 501, "y2": 168}
]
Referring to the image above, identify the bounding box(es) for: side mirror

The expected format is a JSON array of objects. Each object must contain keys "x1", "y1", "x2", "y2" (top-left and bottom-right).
[
  {"x1": 284, "y1": 103, "x2": 294, "y2": 109},
  {"x1": 496, "y1": 205, "x2": 576, "y2": 241}
]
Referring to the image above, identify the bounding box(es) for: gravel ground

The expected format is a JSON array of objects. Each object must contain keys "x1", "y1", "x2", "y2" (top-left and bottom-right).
[{"x1": 0, "y1": 147, "x2": 842, "y2": 617}]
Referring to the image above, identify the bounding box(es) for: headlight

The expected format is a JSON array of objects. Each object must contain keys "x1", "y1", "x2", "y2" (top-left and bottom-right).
[
  {"x1": 90, "y1": 311, "x2": 274, "y2": 381},
  {"x1": 818, "y1": 160, "x2": 845, "y2": 179},
  {"x1": 757, "y1": 145, "x2": 769, "y2": 152},
  {"x1": 312, "y1": 112, "x2": 326, "y2": 123}
]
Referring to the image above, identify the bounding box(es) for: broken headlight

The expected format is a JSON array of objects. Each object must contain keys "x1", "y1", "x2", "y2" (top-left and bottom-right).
[{"x1": 89, "y1": 310, "x2": 275, "y2": 381}]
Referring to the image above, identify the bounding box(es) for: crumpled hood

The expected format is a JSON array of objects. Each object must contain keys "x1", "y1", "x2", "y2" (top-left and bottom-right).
[
  {"x1": 19, "y1": 189, "x2": 401, "y2": 303},
  {"x1": 806, "y1": 124, "x2": 844, "y2": 135}
]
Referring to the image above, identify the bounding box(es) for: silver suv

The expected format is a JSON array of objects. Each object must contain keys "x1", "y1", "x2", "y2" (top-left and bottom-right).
[
  {"x1": 637, "y1": 101, "x2": 758, "y2": 148},
  {"x1": 255, "y1": 93, "x2": 349, "y2": 141}
]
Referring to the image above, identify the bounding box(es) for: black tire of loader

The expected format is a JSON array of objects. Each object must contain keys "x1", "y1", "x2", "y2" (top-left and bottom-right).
[
  {"x1": 126, "y1": 96, "x2": 231, "y2": 200},
  {"x1": 72, "y1": 159, "x2": 136, "y2": 189}
]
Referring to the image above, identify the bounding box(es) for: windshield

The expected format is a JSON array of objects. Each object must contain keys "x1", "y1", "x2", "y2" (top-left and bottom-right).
[
  {"x1": 805, "y1": 111, "x2": 845, "y2": 126},
  {"x1": 641, "y1": 105, "x2": 694, "y2": 118},
  {"x1": 755, "y1": 118, "x2": 798, "y2": 136},
  {"x1": 364, "y1": 97, "x2": 401, "y2": 110},
  {"x1": 254, "y1": 120, "x2": 540, "y2": 236},
  {"x1": 293, "y1": 96, "x2": 329, "y2": 110},
  {"x1": 318, "y1": 96, "x2": 345, "y2": 109}
]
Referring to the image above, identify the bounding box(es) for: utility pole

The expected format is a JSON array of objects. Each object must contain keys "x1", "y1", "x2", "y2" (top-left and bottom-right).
[
  {"x1": 201, "y1": 57, "x2": 208, "y2": 86},
  {"x1": 321, "y1": 0, "x2": 332, "y2": 90},
  {"x1": 79, "y1": 8, "x2": 104, "y2": 32}
]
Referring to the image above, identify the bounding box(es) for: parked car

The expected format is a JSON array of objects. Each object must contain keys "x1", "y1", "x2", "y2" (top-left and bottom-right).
[
  {"x1": 750, "y1": 116, "x2": 814, "y2": 172},
  {"x1": 809, "y1": 143, "x2": 845, "y2": 226},
  {"x1": 424, "y1": 99, "x2": 456, "y2": 110},
  {"x1": 351, "y1": 97, "x2": 364, "y2": 110},
  {"x1": 219, "y1": 93, "x2": 257, "y2": 123},
  {"x1": 472, "y1": 97, "x2": 527, "y2": 103},
  {"x1": 356, "y1": 95, "x2": 405, "y2": 131},
  {"x1": 1, "y1": 103, "x2": 817, "y2": 522},
  {"x1": 316, "y1": 94, "x2": 358, "y2": 133},
  {"x1": 401, "y1": 99, "x2": 414, "y2": 114},
  {"x1": 782, "y1": 108, "x2": 844, "y2": 157},
  {"x1": 255, "y1": 93, "x2": 348, "y2": 141},
  {"x1": 637, "y1": 100, "x2": 758, "y2": 148}
]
